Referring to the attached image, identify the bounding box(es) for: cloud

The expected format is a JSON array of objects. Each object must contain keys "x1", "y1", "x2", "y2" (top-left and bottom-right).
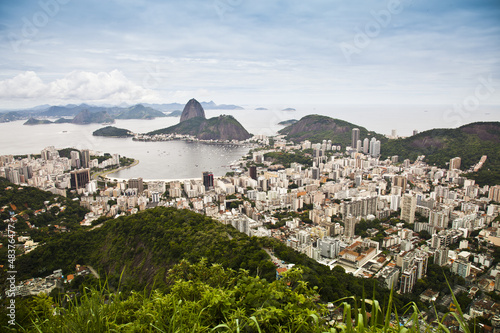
[{"x1": 0, "y1": 70, "x2": 160, "y2": 103}]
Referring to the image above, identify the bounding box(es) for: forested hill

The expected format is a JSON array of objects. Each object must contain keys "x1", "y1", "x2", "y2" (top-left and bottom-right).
[
  {"x1": 382, "y1": 122, "x2": 500, "y2": 185},
  {"x1": 15, "y1": 206, "x2": 389, "y2": 301},
  {"x1": 278, "y1": 114, "x2": 386, "y2": 146}
]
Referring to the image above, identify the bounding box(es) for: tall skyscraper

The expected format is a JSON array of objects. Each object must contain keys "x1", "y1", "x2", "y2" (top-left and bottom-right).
[
  {"x1": 249, "y1": 166, "x2": 257, "y2": 180},
  {"x1": 81, "y1": 149, "x2": 90, "y2": 168},
  {"x1": 351, "y1": 128, "x2": 360, "y2": 149},
  {"x1": 344, "y1": 216, "x2": 357, "y2": 238},
  {"x1": 363, "y1": 138, "x2": 369, "y2": 154},
  {"x1": 203, "y1": 171, "x2": 214, "y2": 190},
  {"x1": 401, "y1": 194, "x2": 417, "y2": 224},
  {"x1": 369, "y1": 138, "x2": 381, "y2": 157},
  {"x1": 70, "y1": 150, "x2": 80, "y2": 168},
  {"x1": 70, "y1": 169, "x2": 90, "y2": 190}
]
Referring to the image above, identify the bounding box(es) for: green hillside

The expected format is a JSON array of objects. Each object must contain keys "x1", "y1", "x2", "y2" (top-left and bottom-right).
[
  {"x1": 23, "y1": 118, "x2": 52, "y2": 125},
  {"x1": 93, "y1": 126, "x2": 133, "y2": 137},
  {"x1": 148, "y1": 115, "x2": 252, "y2": 141},
  {"x1": 382, "y1": 122, "x2": 500, "y2": 186},
  {"x1": 278, "y1": 114, "x2": 386, "y2": 146}
]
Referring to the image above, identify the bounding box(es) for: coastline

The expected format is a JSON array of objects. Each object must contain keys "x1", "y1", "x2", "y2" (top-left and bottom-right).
[{"x1": 94, "y1": 159, "x2": 140, "y2": 180}]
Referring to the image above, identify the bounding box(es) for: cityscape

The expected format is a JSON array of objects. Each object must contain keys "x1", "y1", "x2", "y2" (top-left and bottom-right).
[
  {"x1": 2, "y1": 118, "x2": 500, "y2": 325},
  {"x1": 1, "y1": 0, "x2": 499, "y2": 331}
]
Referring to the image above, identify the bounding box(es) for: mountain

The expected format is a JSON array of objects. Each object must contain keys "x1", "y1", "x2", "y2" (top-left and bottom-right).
[
  {"x1": 0, "y1": 111, "x2": 33, "y2": 123},
  {"x1": 93, "y1": 126, "x2": 133, "y2": 137},
  {"x1": 201, "y1": 100, "x2": 244, "y2": 110},
  {"x1": 278, "y1": 114, "x2": 384, "y2": 145},
  {"x1": 16, "y1": 207, "x2": 276, "y2": 289},
  {"x1": 382, "y1": 121, "x2": 500, "y2": 186},
  {"x1": 72, "y1": 110, "x2": 114, "y2": 124},
  {"x1": 149, "y1": 114, "x2": 252, "y2": 141},
  {"x1": 54, "y1": 118, "x2": 73, "y2": 123},
  {"x1": 40, "y1": 104, "x2": 100, "y2": 117},
  {"x1": 23, "y1": 117, "x2": 53, "y2": 125},
  {"x1": 180, "y1": 98, "x2": 206, "y2": 122},
  {"x1": 166, "y1": 110, "x2": 182, "y2": 117},
  {"x1": 150, "y1": 98, "x2": 251, "y2": 141},
  {"x1": 255, "y1": 107, "x2": 268, "y2": 110},
  {"x1": 14, "y1": 205, "x2": 387, "y2": 303},
  {"x1": 282, "y1": 108, "x2": 296, "y2": 111},
  {"x1": 114, "y1": 104, "x2": 166, "y2": 119},
  {"x1": 142, "y1": 102, "x2": 185, "y2": 112},
  {"x1": 278, "y1": 119, "x2": 298, "y2": 126}
]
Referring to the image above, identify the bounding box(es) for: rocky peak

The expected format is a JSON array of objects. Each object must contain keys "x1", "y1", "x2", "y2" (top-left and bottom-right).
[{"x1": 180, "y1": 98, "x2": 206, "y2": 122}]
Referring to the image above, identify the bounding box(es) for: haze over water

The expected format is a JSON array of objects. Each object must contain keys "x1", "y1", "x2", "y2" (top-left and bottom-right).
[{"x1": 0, "y1": 104, "x2": 498, "y2": 180}]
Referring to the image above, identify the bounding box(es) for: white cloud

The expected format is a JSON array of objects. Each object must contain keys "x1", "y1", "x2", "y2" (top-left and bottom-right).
[{"x1": 0, "y1": 70, "x2": 160, "y2": 104}]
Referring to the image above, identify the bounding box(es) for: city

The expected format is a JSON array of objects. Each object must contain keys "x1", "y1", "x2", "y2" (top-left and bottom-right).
[{"x1": 2, "y1": 126, "x2": 500, "y2": 326}]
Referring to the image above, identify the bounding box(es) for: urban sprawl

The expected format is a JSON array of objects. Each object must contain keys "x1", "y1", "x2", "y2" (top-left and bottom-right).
[{"x1": 2, "y1": 129, "x2": 500, "y2": 321}]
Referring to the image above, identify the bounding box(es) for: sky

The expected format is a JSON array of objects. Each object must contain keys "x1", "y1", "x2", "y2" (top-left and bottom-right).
[{"x1": 0, "y1": 0, "x2": 499, "y2": 109}]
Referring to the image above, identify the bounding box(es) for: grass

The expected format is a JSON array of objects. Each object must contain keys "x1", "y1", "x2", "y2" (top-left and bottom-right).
[{"x1": 9, "y1": 262, "x2": 474, "y2": 333}]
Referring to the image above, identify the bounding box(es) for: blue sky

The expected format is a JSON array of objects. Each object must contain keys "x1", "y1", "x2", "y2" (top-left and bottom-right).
[{"x1": 0, "y1": 0, "x2": 499, "y2": 108}]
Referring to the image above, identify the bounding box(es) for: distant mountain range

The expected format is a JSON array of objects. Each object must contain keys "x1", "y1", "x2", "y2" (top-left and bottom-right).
[
  {"x1": 142, "y1": 101, "x2": 244, "y2": 112},
  {"x1": 0, "y1": 101, "x2": 244, "y2": 123}
]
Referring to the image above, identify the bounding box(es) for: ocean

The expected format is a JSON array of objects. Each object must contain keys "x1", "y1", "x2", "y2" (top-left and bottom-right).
[{"x1": 0, "y1": 104, "x2": 497, "y2": 180}]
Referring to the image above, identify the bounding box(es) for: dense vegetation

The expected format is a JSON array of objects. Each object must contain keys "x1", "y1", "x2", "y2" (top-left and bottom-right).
[
  {"x1": 9, "y1": 260, "x2": 336, "y2": 331},
  {"x1": 278, "y1": 115, "x2": 386, "y2": 146},
  {"x1": 382, "y1": 122, "x2": 500, "y2": 186},
  {"x1": 23, "y1": 118, "x2": 52, "y2": 125},
  {"x1": 92, "y1": 126, "x2": 133, "y2": 138},
  {"x1": 264, "y1": 150, "x2": 314, "y2": 168},
  {"x1": 11, "y1": 204, "x2": 397, "y2": 304},
  {"x1": 0, "y1": 178, "x2": 89, "y2": 243},
  {"x1": 6, "y1": 260, "x2": 474, "y2": 332}
]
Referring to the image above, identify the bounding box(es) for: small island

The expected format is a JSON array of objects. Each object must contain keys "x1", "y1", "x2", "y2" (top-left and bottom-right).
[
  {"x1": 255, "y1": 107, "x2": 268, "y2": 110},
  {"x1": 93, "y1": 126, "x2": 133, "y2": 138},
  {"x1": 282, "y1": 108, "x2": 296, "y2": 111},
  {"x1": 278, "y1": 119, "x2": 298, "y2": 126},
  {"x1": 23, "y1": 118, "x2": 53, "y2": 125}
]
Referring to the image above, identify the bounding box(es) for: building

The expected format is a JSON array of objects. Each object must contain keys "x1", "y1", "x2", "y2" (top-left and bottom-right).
[
  {"x1": 317, "y1": 237, "x2": 341, "y2": 259},
  {"x1": 434, "y1": 248, "x2": 449, "y2": 266},
  {"x1": 203, "y1": 171, "x2": 214, "y2": 190},
  {"x1": 489, "y1": 185, "x2": 500, "y2": 203},
  {"x1": 344, "y1": 216, "x2": 357, "y2": 238},
  {"x1": 452, "y1": 258, "x2": 471, "y2": 279},
  {"x1": 249, "y1": 166, "x2": 257, "y2": 180},
  {"x1": 449, "y1": 157, "x2": 461, "y2": 171},
  {"x1": 393, "y1": 176, "x2": 407, "y2": 193},
  {"x1": 369, "y1": 138, "x2": 381, "y2": 157},
  {"x1": 70, "y1": 151, "x2": 80, "y2": 168},
  {"x1": 379, "y1": 266, "x2": 400, "y2": 290},
  {"x1": 128, "y1": 178, "x2": 144, "y2": 194},
  {"x1": 352, "y1": 128, "x2": 360, "y2": 149},
  {"x1": 70, "y1": 169, "x2": 90, "y2": 190},
  {"x1": 401, "y1": 194, "x2": 417, "y2": 224},
  {"x1": 429, "y1": 210, "x2": 449, "y2": 229},
  {"x1": 400, "y1": 265, "x2": 417, "y2": 293},
  {"x1": 81, "y1": 149, "x2": 90, "y2": 168}
]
